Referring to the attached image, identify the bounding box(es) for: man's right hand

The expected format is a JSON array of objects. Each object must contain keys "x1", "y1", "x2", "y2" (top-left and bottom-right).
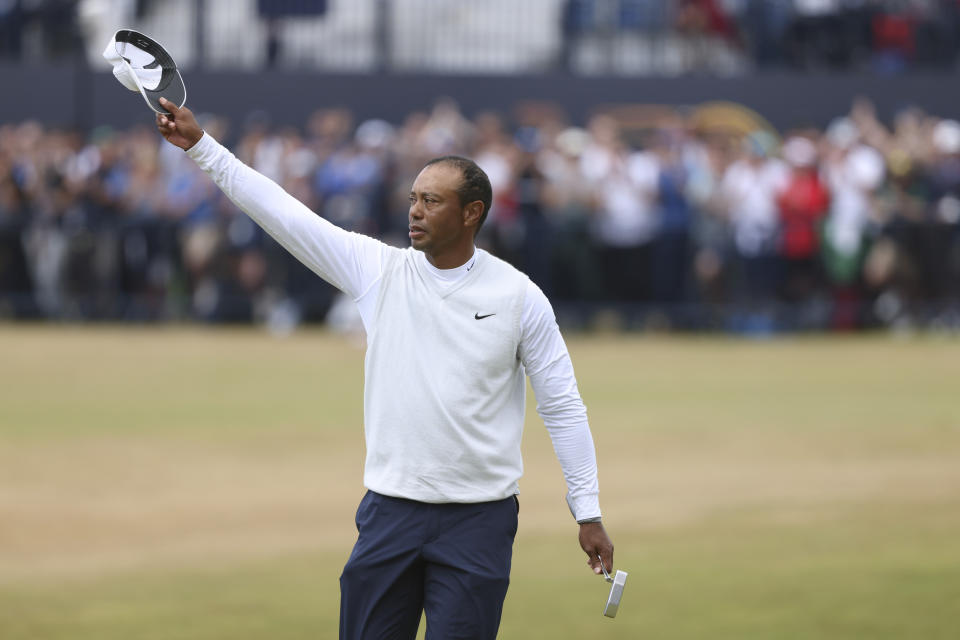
[{"x1": 155, "y1": 97, "x2": 204, "y2": 150}]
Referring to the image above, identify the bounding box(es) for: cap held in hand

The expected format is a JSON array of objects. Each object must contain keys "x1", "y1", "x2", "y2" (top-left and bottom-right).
[{"x1": 103, "y1": 29, "x2": 186, "y2": 115}]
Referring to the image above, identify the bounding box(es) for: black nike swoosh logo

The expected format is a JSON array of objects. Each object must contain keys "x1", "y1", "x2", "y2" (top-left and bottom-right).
[{"x1": 474, "y1": 313, "x2": 496, "y2": 320}]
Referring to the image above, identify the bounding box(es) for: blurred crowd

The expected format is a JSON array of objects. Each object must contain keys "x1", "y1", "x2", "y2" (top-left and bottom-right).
[
  {"x1": 3, "y1": 0, "x2": 960, "y2": 74},
  {"x1": 2, "y1": 97, "x2": 960, "y2": 332},
  {"x1": 564, "y1": 0, "x2": 960, "y2": 74}
]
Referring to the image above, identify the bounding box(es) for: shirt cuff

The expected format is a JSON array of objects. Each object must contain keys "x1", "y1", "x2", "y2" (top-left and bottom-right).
[
  {"x1": 184, "y1": 131, "x2": 218, "y2": 168},
  {"x1": 566, "y1": 492, "x2": 601, "y2": 523}
]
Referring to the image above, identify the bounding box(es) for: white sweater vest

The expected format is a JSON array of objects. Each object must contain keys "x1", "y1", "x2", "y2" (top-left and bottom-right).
[{"x1": 363, "y1": 247, "x2": 530, "y2": 503}]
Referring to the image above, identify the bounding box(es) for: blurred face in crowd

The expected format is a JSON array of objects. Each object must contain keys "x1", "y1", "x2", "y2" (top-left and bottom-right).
[{"x1": 408, "y1": 163, "x2": 482, "y2": 268}]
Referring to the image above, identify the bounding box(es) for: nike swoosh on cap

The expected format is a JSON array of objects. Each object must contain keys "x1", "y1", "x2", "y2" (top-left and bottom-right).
[{"x1": 474, "y1": 313, "x2": 496, "y2": 320}]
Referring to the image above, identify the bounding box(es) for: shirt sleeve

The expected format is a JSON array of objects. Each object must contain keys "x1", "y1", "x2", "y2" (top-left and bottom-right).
[
  {"x1": 518, "y1": 280, "x2": 602, "y2": 522},
  {"x1": 185, "y1": 132, "x2": 390, "y2": 300}
]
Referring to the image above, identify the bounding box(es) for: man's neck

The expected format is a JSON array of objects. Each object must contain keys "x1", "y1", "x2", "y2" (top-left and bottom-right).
[{"x1": 424, "y1": 246, "x2": 476, "y2": 270}]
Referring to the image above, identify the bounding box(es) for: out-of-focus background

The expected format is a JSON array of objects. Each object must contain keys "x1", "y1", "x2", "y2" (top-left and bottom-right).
[
  {"x1": 1, "y1": 2, "x2": 959, "y2": 639},
  {"x1": 2, "y1": 0, "x2": 960, "y2": 331}
]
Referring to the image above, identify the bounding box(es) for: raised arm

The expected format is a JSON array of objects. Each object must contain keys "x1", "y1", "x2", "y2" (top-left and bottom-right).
[
  {"x1": 518, "y1": 281, "x2": 614, "y2": 575},
  {"x1": 156, "y1": 97, "x2": 390, "y2": 299}
]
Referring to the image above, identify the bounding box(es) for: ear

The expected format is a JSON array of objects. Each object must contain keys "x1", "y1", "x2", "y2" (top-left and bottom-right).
[{"x1": 463, "y1": 200, "x2": 484, "y2": 229}]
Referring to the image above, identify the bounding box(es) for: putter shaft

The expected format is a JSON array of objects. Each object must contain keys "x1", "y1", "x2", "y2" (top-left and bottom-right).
[{"x1": 597, "y1": 554, "x2": 613, "y2": 582}]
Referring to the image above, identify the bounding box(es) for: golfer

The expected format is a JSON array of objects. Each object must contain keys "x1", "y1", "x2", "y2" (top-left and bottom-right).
[{"x1": 156, "y1": 97, "x2": 614, "y2": 639}]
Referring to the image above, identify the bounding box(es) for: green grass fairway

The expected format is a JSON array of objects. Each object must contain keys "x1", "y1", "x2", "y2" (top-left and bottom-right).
[{"x1": 1, "y1": 327, "x2": 959, "y2": 639}]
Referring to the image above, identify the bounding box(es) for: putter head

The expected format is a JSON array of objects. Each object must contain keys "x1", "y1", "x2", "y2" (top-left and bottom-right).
[
  {"x1": 598, "y1": 555, "x2": 628, "y2": 618},
  {"x1": 603, "y1": 569, "x2": 628, "y2": 618}
]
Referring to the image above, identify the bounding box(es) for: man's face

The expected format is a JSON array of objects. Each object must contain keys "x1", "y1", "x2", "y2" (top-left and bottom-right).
[{"x1": 408, "y1": 163, "x2": 470, "y2": 256}]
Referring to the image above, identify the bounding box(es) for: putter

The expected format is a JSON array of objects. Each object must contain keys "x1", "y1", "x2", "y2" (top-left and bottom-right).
[{"x1": 598, "y1": 555, "x2": 628, "y2": 618}]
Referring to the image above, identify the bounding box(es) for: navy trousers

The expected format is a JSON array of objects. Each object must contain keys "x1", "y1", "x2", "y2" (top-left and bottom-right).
[{"x1": 339, "y1": 491, "x2": 519, "y2": 640}]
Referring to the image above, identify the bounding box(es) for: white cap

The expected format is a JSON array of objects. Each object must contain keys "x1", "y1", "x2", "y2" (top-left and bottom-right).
[
  {"x1": 826, "y1": 117, "x2": 859, "y2": 150},
  {"x1": 933, "y1": 120, "x2": 960, "y2": 155},
  {"x1": 103, "y1": 29, "x2": 186, "y2": 114},
  {"x1": 782, "y1": 136, "x2": 818, "y2": 168},
  {"x1": 355, "y1": 119, "x2": 396, "y2": 150},
  {"x1": 846, "y1": 145, "x2": 885, "y2": 191},
  {"x1": 555, "y1": 127, "x2": 591, "y2": 157}
]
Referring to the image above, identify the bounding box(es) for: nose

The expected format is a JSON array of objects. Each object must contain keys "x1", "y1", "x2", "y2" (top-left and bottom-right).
[{"x1": 409, "y1": 200, "x2": 423, "y2": 220}]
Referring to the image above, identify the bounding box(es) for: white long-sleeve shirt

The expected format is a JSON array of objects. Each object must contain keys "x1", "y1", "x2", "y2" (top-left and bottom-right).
[{"x1": 186, "y1": 133, "x2": 601, "y2": 521}]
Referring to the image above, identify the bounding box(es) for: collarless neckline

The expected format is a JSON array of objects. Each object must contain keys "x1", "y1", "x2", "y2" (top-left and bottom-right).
[{"x1": 414, "y1": 248, "x2": 484, "y2": 298}]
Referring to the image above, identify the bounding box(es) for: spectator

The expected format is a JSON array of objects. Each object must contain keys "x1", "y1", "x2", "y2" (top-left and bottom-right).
[
  {"x1": 777, "y1": 134, "x2": 830, "y2": 303},
  {"x1": 648, "y1": 127, "x2": 697, "y2": 313},
  {"x1": 539, "y1": 126, "x2": 600, "y2": 302},
  {"x1": 719, "y1": 130, "x2": 788, "y2": 313},
  {"x1": 686, "y1": 131, "x2": 734, "y2": 312},
  {"x1": 821, "y1": 117, "x2": 885, "y2": 328},
  {"x1": 581, "y1": 115, "x2": 659, "y2": 304}
]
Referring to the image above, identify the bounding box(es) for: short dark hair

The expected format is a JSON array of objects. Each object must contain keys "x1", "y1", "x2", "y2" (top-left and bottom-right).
[{"x1": 424, "y1": 156, "x2": 492, "y2": 234}]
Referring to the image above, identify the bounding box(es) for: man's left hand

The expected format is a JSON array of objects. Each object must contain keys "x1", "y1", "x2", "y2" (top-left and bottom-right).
[{"x1": 579, "y1": 521, "x2": 614, "y2": 575}]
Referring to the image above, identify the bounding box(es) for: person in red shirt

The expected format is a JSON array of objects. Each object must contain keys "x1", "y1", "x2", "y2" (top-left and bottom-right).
[{"x1": 777, "y1": 135, "x2": 830, "y2": 302}]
